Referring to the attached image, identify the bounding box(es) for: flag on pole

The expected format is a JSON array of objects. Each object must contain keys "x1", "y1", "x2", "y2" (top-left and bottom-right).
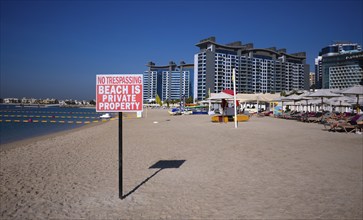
[{"x1": 232, "y1": 68, "x2": 238, "y2": 128}]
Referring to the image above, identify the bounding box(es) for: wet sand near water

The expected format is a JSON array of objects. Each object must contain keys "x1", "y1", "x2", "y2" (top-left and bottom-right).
[{"x1": 1, "y1": 109, "x2": 362, "y2": 219}]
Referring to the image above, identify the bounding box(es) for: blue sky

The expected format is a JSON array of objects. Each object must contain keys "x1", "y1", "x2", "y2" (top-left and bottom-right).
[{"x1": 1, "y1": 0, "x2": 362, "y2": 100}]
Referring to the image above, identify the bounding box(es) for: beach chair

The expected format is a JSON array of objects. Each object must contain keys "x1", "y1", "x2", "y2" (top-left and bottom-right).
[
  {"x1": 292, "y1": 112, "x2": 306, "y2": 121},
  {"x1": 319, "y1": 112, "x2": 335, "y2": 124},
  {"x1": 283, "y1": 110, "x2": 295, "y2": 119},
  {"x1": 297, "y1": 112, "x2": 310, "y2": 122},
  {"x1": 257, "y1": 112, "x2": 265, "y2": 117},
  {"x1": 337, "y1": 123, "x2": 358, "y2": 133},
  {"x1": 332, "y1": 122, "x2": 358, "y2": 133},
  {"x1": 299, "y1": 112, "x2": 311, "y2": 122},
  {"x1": 357, "y1": 122, "x2": 363, "y2": 133},
  {"x1": 323, "y1": 114, "x2": 343, "y2": 130},
  {"x1": 328, "y1": 114, "x2": 363, "y2": 133},
  {"x1": 307, "y1": 112, "x2": 323, "y2": 123}
]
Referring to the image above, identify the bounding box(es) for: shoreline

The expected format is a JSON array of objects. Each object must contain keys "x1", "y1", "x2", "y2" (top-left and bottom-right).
[{"x1": 0, "y1": 105, "x2": 104, "y2": 149}]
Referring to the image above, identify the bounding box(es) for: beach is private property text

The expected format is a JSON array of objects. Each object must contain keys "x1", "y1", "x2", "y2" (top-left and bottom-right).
[{"x1": 96, "y1": 74, "x2": 143, "y2": 112}]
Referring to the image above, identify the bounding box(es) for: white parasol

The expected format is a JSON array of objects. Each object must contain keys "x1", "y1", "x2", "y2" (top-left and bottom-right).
[
  {"x1": 340, "y1": 85, "x2": 363, "y2": 108},
  {"x1": 307, "y1": 90, "x2": 342, "y2": 110}
]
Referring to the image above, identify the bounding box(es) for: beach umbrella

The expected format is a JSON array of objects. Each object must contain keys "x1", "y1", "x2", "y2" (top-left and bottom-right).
[
  {"x1": 236, "y1": 93, "x2": 260, "y2": 102},
  {"x1": 307, "y1": 90, "x2": 342, "y2": 110},
  {"x1": 309, "y1": 99, "x2": 330, "y2": 105},
  {"x1": 208, "y1": 92, "x2": 233, "y2": 100},
  {"x1": 340, "y1": 85, "x2": 363, "y2": 111},
  {"x1": 280, "y1": 94, "x2": 301, "y2": 101},
  {"x1": 236, "y1": 93, "x2": 280, "y2": 110},
  {"x1": 295, "y1": 92, "x2": 313, "y2": 111},
  {"x1": 308, "y1": 99, "x2": 327, "y2": 111},
  {"x1": 327, "y1": 96, "x2": 354, "y2": 106},
  {"x1": 327, "y1": 96, "x2": 354, "y2": 113},
  {"x1": 281, "y1": 94, "x2": 304, "y2": 111},
  {"x1": 347, "y1": 98, "x2": 363, "y2": 105}
]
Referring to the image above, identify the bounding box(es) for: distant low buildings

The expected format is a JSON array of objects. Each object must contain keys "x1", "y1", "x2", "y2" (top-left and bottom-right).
[
  {"x1": 3, "y1": 98, "x2": 20, "y2": 104},
  {"x1": 1, "y1": 98, "x2": 96, "y2": 106},
  {"x1": 21, "y1": 97, "x2": 38, "y2": 104}
]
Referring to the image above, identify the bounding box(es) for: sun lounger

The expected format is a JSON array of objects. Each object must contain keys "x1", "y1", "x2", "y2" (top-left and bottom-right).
[
  {"x1": 357, "y1": 122, "x2": 363, "y2": 133},
  {"x1": 307, "y1": 112, "x2": 323, "y2": 123},
  {"x1": 341, "y1": 124, "x2": 358, "y2": 133},
  {"x1": 326, "y1": 114, "x2": 363, "y2": 133}
]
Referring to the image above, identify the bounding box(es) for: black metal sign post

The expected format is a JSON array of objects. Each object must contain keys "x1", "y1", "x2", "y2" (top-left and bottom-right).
[{"x1": 119, "y1": 112, "x2": 123, "y2": 199}]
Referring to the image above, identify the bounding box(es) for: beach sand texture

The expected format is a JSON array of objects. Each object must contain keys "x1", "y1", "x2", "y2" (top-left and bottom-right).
[{"x1": 1, "y1": 109, "x2": 362, "y2": 219}]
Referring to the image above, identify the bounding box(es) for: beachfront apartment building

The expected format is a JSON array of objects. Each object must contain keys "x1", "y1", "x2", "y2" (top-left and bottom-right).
[
  {"x1": 143, "y1": 61, "x2": 194, "y2": 102},
  {"x1": 315, "y1": 42, "x2": 362, "y2": 89},
  {"x1": 194, "y1": 37, "x2": 309, "y2": 100}
]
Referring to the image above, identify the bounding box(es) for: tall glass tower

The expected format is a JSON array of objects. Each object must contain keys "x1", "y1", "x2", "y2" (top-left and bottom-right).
[{"x1": 315, "y1": 42, "x2": 362, "y2": 89}]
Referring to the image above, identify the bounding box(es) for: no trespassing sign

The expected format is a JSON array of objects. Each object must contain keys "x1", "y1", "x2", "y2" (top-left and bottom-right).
[{"x1": 96, "y1": 74, "x2": 143, "y2": 112}]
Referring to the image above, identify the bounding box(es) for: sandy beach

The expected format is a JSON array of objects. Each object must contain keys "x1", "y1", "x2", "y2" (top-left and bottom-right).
[{"x1": 1, "y1": 109, "x2": 362, "y2": 219}]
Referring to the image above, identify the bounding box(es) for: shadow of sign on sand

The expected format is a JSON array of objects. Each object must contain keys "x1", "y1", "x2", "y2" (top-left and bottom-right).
[{"x1": 122, "y1": 160, "x2": 186, "y2": 199}]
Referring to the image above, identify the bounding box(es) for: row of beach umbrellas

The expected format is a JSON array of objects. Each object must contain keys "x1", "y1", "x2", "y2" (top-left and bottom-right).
[
  {"x1": 277, "y1": 85, "x2": 363, "y2": 112},
  {"x1": 207, "y1": 85, "x2": 363, "y2": 112}
]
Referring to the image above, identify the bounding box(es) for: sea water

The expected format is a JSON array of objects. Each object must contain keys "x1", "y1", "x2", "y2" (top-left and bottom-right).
[{"x1": 0, "y1": 105, "x2": 105, "y2": 145}]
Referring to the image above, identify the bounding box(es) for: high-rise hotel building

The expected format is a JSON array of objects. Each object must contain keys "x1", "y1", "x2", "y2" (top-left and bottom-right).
[
  {"x1": 194, "y1": 37, "x2": 310, "y2": 100},
  {"x1": 144, "y1": 61, "x2": 194, "y2": 102},
  {"x1": 315, "y1": 42, "x2": 362, "y2": 89}
]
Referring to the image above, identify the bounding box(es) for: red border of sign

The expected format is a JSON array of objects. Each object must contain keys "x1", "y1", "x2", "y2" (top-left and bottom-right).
[{"x1": 96, "y1": 74, "x2": 143, "y2": 112}]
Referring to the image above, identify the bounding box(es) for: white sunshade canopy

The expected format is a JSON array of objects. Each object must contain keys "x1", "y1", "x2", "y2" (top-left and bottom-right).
[
  {"x1": 307, "y1": 89, "x2": 343, "y2": 98},
  {"x1": 326, "y1": 96, "x2": 355, "y2": 106},
  {"x1": 340, "y1": 85, "x2": 363, "y2": 107},
  {"x1": 308, "y1": 99, "x2": 330, "y2": 105},
  {"x1": 207, "y1": 92, "x2": 233, "y2": 100},
  {"x1": 296, "y1": 91, "x2": 312, "y2": 99},
  {"x1": 306, "y1": 89, "x2": 343, "y2": 108},
  {"x1": 281, "y1": 94, "x2": 303, "y2": 101},
  {"x1": 236, "y1": 93, "x2": 280, "y2": 102},
  {"x1": 340, "y1": 85, "x2": 363, "y2": 96}
]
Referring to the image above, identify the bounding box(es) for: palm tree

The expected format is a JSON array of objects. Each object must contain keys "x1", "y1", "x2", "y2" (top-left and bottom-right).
[{"x1": 186, "y1": 96, "x2": 193, "y2": 104}]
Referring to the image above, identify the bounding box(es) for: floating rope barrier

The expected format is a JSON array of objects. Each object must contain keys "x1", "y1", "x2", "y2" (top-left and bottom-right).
[
  {"x1": 0, "y1": 110, "x2": 102, "y2": 115},
  {"x1": 0, "y1": 118, "x2": 117, "y2": 124},
  {"x1": 0, "y1": 114, "x2": 99, "y2": 119}
]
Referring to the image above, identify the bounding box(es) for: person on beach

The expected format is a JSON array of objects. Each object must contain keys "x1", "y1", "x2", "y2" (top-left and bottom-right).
[
  {"x1": 328, "y1": 114, "x2": 363, "y2": 131},
  {"x1": 221, "y1": 99, "x2": 227, "y2": 116}
]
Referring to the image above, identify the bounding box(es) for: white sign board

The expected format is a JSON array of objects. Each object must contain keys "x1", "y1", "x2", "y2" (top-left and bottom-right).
[{"x1": 96, "y1": 74, "x2": 143, "y2": 112}]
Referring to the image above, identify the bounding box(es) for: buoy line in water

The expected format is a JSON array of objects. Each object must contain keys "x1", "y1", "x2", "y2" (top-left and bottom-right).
[{"x1": 0, "y1": 118, "x2": 116, "y2": 124}]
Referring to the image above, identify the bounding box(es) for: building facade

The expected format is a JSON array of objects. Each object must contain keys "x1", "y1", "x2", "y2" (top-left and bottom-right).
[
  {"x1": 309, "y1": 72, "x2": 316, "y2": 88},
  {"x1": 314, "y1": 56, "x2": 323, "y2": 89},
  {"x1": 315, "y1": 42, "x2": 362, "y2": 89},
  {"x1": 144, "y1": 61, "x2": 194, "y2": 102},
  {"x1": 194, "y1": 37, "x2": 309, "y2": 100}
]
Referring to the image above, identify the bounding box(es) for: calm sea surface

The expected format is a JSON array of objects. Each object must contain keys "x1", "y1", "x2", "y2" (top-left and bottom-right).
[{"x1": 0, "y1": 105, "x2": 105, "y2": 145}]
